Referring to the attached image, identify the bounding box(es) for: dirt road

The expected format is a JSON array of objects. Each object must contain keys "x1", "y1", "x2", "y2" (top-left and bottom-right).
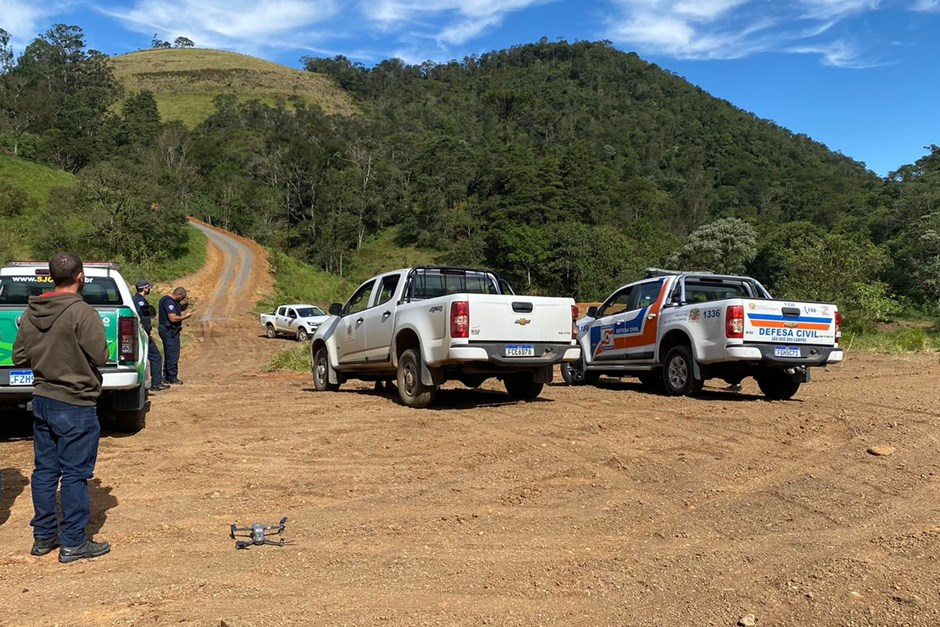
[{"x1": 1, "y1": 225, "x2": 939, "y2": 626}]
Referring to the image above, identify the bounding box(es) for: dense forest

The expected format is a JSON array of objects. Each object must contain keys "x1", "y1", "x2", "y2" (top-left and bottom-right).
[{"x1": 2, "y1": 25, "x2": 940, "y2": 330}]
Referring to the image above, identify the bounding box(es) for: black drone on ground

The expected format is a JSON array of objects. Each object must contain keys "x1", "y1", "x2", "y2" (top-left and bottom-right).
[{"x1": 230, "y1": 516, "x2": 288, "y2": 550}]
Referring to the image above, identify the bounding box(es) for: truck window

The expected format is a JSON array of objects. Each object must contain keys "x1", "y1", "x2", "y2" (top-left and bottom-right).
[
  {"x1": 597, "y1": 286, "x2": 634, "y2": 318},
  {"x1": 0, "y1": 276, "x2": 123, "y2": 306},
  {"x1": 287, "y1": 309, "x2": 297, "y2": 319},
  {"x1": 629, "y1": 281, "x2": 663, "y2": 310},
  {"x1": 345, "y1": 280, "x2": 376, "y2": 315},
  {"x1": 685, "y1": 281, "x2": 748, "y2": 302},
  {"x1": 377, "y1": 274, "x2": 400, "y2": 306},
  {"x1": 277, "y1": 307, "x2": 285, "y2": 316},
  {"x1": 408, "y1": 269, "x2": 499, "y2": 300},
  {"x1": 296, "y1": 306, "x2": 324, "y2": 317}
]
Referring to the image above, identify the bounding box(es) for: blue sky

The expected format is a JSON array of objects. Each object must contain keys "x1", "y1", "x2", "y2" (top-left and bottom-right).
[{"x1": 3, "y1": 0, "x2": 940, "y2": 177}]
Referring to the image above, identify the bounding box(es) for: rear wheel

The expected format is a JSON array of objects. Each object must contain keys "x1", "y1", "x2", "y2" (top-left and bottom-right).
[
  {"x1": 297, "y1": 327, "x2": 309, "y2": 342},
  {"x1": 662, "y1": 345, "x2": 703, "y2": 397},
  {"x1": 757, "y1": 372, "x2": 801, "y2": 400},
  {"x1": 265, "y1": 324, "x2": 277, "y2": 339},
  {"x1": 312, "y1": 346, "x2": 339, "y2": 392},
  {"x1": 114, "y1": 409, "x2": 146, "y2": 433},
  {"x1": 397, "y1": 349, "x2": 436, "y2": 408},
  {"x1": 561, "y1": 356, "x2": 600, "y2": 385},
  {"x1": 504, "y1": 373, "x2": 544, "y2": 400}
]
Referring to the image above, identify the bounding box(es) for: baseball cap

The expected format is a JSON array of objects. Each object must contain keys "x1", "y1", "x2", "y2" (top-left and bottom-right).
[{"x1": 135, "y1": 279, "x2": 152, "y2": 290}]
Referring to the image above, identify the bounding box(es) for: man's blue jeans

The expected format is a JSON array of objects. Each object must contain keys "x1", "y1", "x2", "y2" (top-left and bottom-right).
[{"x1": 30, "y1": 396, "x2": 100, "y2": 547}]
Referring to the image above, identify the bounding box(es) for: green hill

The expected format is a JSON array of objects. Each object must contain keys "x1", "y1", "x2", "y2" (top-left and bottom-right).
[
  {"x1": 0, "y1": 154, "x2": 76, "y2": 259},
  {"x1": 111, "y1": 48, "x2": 359, "y2": 127}
]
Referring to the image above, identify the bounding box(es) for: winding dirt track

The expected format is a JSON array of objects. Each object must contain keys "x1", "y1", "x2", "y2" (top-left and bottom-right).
[{"x1": 1, "y1": 225, "x2": 940, "y2": 626}]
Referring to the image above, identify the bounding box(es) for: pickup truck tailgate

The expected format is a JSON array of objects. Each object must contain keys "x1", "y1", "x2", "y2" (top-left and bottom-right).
[
  {"x1": 465, "y1": 295, "x2": 574, "y2": 343},
  {"x1": 743, "y1": 300, "x2": 838, "y2": 346}
]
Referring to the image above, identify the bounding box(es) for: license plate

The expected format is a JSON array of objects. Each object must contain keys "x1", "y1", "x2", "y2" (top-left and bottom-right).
[
  {"x1": 774, "y1": 346, "x2": 800, "y2": 358},
  {"x1": 505, "y1": 344, "x2": 535, "y2": 357},
  {"x1": 9, "y1": 370, "x2": 34, "y2": 385}
]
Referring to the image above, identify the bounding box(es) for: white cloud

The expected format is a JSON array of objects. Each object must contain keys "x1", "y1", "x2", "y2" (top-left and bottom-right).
[
  {"x1": 104, "y1": 0, "x2": 341, "y2": 50},
  {"x1": 911, "y1": 0, "x2": 939, "y2": 10},
  {"x1": 604, "y1": 0, "x2": 899, "y2": 67},
  {"x1": 1, "y1": 0, "x2": 69, "y2": 47}
]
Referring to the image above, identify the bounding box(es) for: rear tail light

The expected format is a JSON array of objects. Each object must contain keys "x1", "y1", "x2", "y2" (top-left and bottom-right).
[
  {"x1": 118, "y1": 316, "x2": 137, "y2": 363},
  {"x1": 451, "y1": 300, "x2": 469, "y2": 339},
  {"x1": 835, "y1": 311, "x2": 842, "y2": 342},
  {"x1": 571, "y1": 305, "x2": 579, "y2": 339},
  {"x1": 726, "y1": 305, "x2": 744, "y2": 338}
]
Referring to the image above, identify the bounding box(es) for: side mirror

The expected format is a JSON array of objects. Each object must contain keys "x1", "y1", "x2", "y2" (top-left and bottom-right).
[
  {"x1": 328, "y1": 303, "x2": 343, "y2": 316},
  {"x1": 587, "y1": 306, "x2": 598, "y2": 317}
]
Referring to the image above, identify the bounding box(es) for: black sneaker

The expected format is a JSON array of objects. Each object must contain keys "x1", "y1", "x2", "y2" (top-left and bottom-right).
[
  {"x1": 165, "y1": 378, "x2": 184, "y2": 385},
  {"x1": 150, "y1": 383, "x2": 171, "y2": 392},
  {"x1": 31, "y1": 536, "x2": 59, "y2": 556},
  {"x1": 59, "y1": 539, "x2": 111, "y2": 563}
]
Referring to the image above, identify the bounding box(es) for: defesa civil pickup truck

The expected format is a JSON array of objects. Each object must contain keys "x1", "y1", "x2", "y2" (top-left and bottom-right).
[
  {"x1": 310, "y1": 266, "x2": 581, "y2": 407},
  {"x1": 0, "y1": 262, "x2": 151, "y2": 431},
  {"x1": 563, "y1": 269, "x2": 843, "y2": 399}
]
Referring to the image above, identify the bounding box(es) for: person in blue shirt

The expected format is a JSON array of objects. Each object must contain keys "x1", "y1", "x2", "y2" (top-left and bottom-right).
[
  {"x1": 132, "y1": 280, "x2": 169, "y2": 392},
  {"x1": 158, "y1": 287, "x2": 195, "y2": 385}
]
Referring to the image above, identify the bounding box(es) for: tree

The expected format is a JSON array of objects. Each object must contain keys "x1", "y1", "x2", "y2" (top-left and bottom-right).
[
  {"x1": 174, "y1": 37, "x2": 195, "y2": 48},
  {"x1": 666, "y1": 217, "x2": 758, "y2": 274}
]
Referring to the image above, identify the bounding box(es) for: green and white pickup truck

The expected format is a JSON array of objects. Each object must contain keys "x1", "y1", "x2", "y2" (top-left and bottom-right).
[{"x1": 0, "y1": 261, "x2": 150, "y2": 431}]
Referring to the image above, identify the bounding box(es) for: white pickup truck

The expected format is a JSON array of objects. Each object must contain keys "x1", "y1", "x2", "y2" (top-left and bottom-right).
[
  {"x1": 309, "y1": 266, "x2": 581, "y2": 407},
  {"x1": 563, "y1": 269, "x2": 844, "y2": 400},
  {"x1": 260, "y1": 304, "x2": 328, "y2": 341}
]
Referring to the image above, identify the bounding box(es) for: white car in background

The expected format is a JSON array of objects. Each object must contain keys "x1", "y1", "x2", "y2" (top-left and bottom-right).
[{"x1": 260, "y1": 304, "x2": 328, "y2": 341}]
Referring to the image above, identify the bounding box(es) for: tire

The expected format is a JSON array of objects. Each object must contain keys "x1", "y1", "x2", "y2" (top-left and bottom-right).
[
  {"x1": 297, "y1": 327, "x2": 309, "y2": 342},
  {"x1": 662, "y1": 345, "x2": 703, "y2": 397},
  {"x1": 265, "y1": 324, "x2": 277, "y2": 339},
  {"x1": 114, "y1": 409, "x2": 146, "y2": 433},
  {"x1": 397, "y1": 349, "x2": 436, "y2": 408},
  {"x1": 504, "y1": 373, "x2": 544, "y2": 400},
  {"x1": 312, "y1": 346, "x2": 340, "y2": 392},
  {"x1": 561, "y1": 356, "x2": 600, "y2": 386},
  {"x1": 757, "y1": 372, "x2": 801, "y2": 400}
]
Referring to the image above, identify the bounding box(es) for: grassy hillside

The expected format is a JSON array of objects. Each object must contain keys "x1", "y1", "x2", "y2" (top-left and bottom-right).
[
  {"x1": 111, "y1": 48, "x2": 358, "y2": 127},
  {"x1": 0, "y1": 154, "x2": 76, "y2": 259}
]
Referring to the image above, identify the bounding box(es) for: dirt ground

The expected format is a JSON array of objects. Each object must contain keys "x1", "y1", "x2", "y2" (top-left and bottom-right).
[{"x1": 1, "y1": 225, "x2": 939, "y2": 626}]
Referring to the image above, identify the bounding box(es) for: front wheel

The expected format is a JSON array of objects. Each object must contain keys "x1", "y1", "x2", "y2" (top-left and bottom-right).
[
  {"x1": 297, "y1": 327, "x2": 309, "y2": 342},
  {"x1": 397, "y1": 349, "x2": 436, "y2": 408},
  {"x1": 504, "y1": 373, "x2": 544, "y2": 400},
  {"x1": 662, "y1": 345, "x2": 703, "y2": 397},
  {"x1": 756, "y1": 372, "x2": 801, "y2": 400},
  {"x1": 312, "y1": 346, "x2": 340, "y2": 392},
  {"x1": 561, "y1": 356, "x2": 600, "y2": 385},
  {"x1": 265, "y1": 324, "x2": 277, "y2": 339}
]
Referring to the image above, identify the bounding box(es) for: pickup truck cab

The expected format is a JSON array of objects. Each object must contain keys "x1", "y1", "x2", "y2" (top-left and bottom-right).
[
  {"x1": 310, "y1": 266, "x2": 581, "y2": 407},
  {"x1": 563, "y1": 269, "x2": 844, "y2": 400},
  {"x1": 0, "y1": 261, "x2": 150, "y2": 431},
  {"x1": 260, "y1": 304, "x2": 328, "y2": 341}
]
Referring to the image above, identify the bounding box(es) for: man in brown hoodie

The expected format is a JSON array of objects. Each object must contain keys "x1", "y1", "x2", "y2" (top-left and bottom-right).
[{"x1": 13, "y1": 252, "x2": 112, "y2": 563}]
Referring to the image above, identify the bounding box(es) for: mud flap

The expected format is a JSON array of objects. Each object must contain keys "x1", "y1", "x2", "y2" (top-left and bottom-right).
[
  {"x1": 532, "y1": 366, "x2": 553, "y2": 384},
  {"x1": 112, "y1": 384, "x2": 146, "y2": 411},
  {"x1": 421, "y1": 362, "x2": 445, "y2": 387}
]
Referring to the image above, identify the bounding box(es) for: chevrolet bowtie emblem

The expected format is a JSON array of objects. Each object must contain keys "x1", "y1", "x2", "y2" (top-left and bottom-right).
[{"x1": 515, "y1": 318, "x2": 531, "y2": 326}]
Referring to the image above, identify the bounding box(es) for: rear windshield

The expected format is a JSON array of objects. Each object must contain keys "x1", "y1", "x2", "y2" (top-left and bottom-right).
[
  {"x1": 681, "y1": 278, "x2": 768, "y2": 303},
  {"x1": 0, "y1": 276, "x2": 124, "y2": 306},
  {"x1": 407, "y1": 269, "x2": 501, "y2": 300}
]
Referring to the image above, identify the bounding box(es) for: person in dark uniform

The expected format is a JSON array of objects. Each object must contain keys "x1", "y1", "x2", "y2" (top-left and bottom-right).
[
  {"x1": 132, "y1": 280, "x2": 169, "y2": 392},
  {"x1": 158, "y1": 287, "x2": 195, "y2": 385}
]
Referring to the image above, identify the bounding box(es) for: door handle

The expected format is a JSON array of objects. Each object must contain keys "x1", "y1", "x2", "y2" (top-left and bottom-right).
[
  {"x1": 356, "y1": 318, "x2": 364, "y2": 325},
  {"x1": 382, "y1": 311, "x2": 391, "y2": 319},
  {"x1": 647, "y1": 313, "x2": 657, "y2": 320}
]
